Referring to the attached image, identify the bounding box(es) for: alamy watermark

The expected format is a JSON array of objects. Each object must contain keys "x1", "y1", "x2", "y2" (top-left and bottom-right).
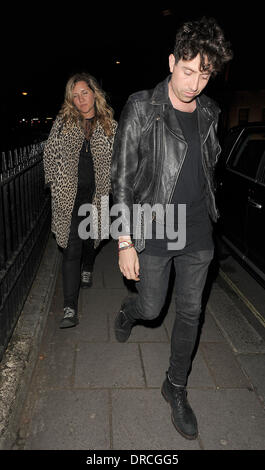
[{"x1": 78, "y1": 197, "x2": 186, "y2": 250}]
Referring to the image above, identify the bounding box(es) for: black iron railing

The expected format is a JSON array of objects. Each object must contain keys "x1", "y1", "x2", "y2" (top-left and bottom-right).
[{"x1": 0, "y1": 142, "x2": 51, "y2": 361}]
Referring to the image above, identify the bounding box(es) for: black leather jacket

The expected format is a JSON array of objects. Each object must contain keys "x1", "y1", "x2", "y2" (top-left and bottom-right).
[{"x1": 111, "y1": 76, "x2": 221, "y2": 252}]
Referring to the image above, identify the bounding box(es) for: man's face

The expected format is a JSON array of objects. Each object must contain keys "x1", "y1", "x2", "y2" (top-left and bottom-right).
[{"x1": 168, "y1": 53, "x2": 212, "y2": 110}]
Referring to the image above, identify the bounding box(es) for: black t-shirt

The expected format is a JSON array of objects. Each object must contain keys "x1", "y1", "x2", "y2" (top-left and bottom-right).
[{"x1": 144, "y1": 107, "x2": 213, "y2": 256}]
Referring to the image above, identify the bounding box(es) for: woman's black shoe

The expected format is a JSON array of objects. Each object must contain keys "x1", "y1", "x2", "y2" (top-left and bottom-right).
[
  {"x1": 81, "y1": 271, "x2": 93, "y2": 288},
  {"x1": 60, "y1": 307, "x2": 79, "y2": 328}
]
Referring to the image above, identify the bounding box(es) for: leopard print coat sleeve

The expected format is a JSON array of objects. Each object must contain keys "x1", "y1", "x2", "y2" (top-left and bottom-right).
[{"x1": 43, "y1": 115, "x2": 117, "y2": 249}]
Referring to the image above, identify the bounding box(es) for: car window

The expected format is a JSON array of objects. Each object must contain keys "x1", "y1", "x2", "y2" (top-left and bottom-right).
[
  {"x1": 228, "y1": 130, "x2": 265, "y2": 179},
  {"x1": 260, "y1": 158, "x2": 265, "y2": 184}
]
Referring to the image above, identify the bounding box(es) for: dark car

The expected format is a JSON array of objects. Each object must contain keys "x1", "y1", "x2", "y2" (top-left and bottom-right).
[{"x1": 215, "y1": 122, "x2": 265, "y2": 287}]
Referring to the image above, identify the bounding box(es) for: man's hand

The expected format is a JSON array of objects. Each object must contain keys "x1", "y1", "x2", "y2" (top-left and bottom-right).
[{"x1": 119, "y1": 247, "x2": 140, "y2": 281}]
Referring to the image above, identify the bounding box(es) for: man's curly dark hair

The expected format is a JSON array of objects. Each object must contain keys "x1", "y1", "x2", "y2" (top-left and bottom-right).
[{"x1": 173, "y1": 17, "x2": 233, "y2": 76}]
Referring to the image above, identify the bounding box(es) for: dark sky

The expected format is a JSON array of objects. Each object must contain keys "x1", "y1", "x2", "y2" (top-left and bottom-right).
[{"x1": 1, "y1": 3, "x2": 263, "y2": 121}]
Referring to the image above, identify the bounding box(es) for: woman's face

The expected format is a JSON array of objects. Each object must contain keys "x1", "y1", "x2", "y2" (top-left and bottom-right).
[{"x1": 72, "y1": 81, "x2": 95, "y2": 118}]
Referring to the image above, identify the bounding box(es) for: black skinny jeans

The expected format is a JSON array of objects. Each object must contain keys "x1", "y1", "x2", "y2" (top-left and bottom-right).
[
  {"x1": 122, "y1": 249, "x2": 214, "y2": 386},
  {"x1": 62, "y1": 195, "x2": 95, "y2": 311}
]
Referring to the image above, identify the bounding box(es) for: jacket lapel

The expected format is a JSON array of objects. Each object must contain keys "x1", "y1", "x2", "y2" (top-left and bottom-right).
[
  {"x1": 150, "y1": 76, "x2": 185, "y2": 141},
  {"x1": 163, "y1": 103, "x2": 186, "y2": 141},
  {"x1": 150, "y1": 76, "x2": 219, "y2": 144},
  {"x1": 197, "y1": 96, "x2": 220, "y2": 144}
]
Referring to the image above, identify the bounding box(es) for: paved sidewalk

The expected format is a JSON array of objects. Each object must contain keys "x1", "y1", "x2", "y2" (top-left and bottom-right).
[{"x1": 11, "y1": 239, "x2": 265, "y2": 450}]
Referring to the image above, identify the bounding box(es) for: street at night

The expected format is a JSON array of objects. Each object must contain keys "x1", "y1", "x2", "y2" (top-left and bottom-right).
[{"x1": 0, "y1": 3, "x2": 264, "y2": 461}]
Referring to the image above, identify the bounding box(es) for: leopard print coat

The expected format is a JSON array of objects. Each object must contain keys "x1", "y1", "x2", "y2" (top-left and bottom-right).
[{"x1": 43, "y1": 115, "x2": 117, "y2": 248}]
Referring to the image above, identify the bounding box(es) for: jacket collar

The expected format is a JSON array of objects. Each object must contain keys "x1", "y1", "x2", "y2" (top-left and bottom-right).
[
  {"x1": 150, "y1": 76, "x2": 170, "y2": 105},
  {"x1": 150, "y1": 75, "x2": 220, "y2": 118},
  {"x1": 150, "y1": 75, "x2": 220, "y2": 142}
]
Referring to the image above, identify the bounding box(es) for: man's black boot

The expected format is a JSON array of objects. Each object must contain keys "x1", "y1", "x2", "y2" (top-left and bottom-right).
[
  {"x1": 161, "y1": 375, "x2": 198, "y2": 440},
  {"x1": 114, "y1": 308, "x2": 135, "y2": 342}
]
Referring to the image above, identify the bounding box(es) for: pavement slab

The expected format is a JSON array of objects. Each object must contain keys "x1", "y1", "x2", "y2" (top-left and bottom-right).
[
  {"x1": 74, "y1": 343, "x2": 145, "y2": 388},
  {"x1": 112, "y1": 389, "x2": 200, "y2": 450},
  {"x1": 23, "y1": 389, "x2": 110, "y2": 450},
  {"x1": 190, "y1": 389, "x2": 265, "y2": 450}
]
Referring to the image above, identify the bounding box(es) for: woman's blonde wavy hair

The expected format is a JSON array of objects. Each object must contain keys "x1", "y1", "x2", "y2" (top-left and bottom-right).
[{"x1": 59, "y1": 72, "x2": 114, "y2": 137}]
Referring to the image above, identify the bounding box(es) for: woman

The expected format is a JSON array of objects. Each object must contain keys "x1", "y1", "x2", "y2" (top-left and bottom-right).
[{"x1": 43, "y1": 72, "x2": 117, "y2": 328}]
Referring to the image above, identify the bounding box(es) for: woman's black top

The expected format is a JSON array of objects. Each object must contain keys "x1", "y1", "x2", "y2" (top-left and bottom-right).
[{"x1": 76, "y1": 138, "x2": 95, "y2": 204}]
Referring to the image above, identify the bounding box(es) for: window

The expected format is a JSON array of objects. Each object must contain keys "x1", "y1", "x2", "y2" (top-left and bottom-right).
[
  {"x1": 238, "y1": 108, "x2": 249, "y2": 124},
  {"x1": 228, "y1": 130, "x2": 265, "y2": 179}
]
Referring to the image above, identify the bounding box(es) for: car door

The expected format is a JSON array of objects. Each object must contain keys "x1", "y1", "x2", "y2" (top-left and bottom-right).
[
  {"x1": 217, "y1": 126, "x2": 265, "y2": 259},
  {"x1": 245, "y1": 146, "x2": 265, "y2": 282}
]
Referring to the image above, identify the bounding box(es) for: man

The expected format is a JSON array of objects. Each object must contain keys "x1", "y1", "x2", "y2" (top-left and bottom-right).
[{"x1": 111, "y1": 17, "x2": 232, "y2": 440}]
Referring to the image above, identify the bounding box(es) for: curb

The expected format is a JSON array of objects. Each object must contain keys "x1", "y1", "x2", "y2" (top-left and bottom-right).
[{"x1": 0, "y1": 235, "x2": 61, "y2": 450}]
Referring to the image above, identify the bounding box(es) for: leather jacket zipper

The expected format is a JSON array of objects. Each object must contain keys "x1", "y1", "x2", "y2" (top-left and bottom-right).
[
  {"x1": 167, "y1": 140, "x2": 187, "y2": 205},
  {"x1": 200, "y1": 121, "x2": 219, "y2": 218},
  {"x1": 152, "y1": 115, "x2": 163, "y2": 205},
  {"x1": 164, "y1": 125, "x2": 188, "y2": 206},
  {"x1": 152, "y1": 116, "x2": 188, "y2": 208}
]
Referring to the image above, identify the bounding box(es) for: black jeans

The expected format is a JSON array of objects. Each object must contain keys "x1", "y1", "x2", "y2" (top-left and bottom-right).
[
  {"x1": 122, "y1": 249, "x2": 214, "y2": 386},
  {"x1": 62, "y1": 197, "x2": 95, "y2": 311}
]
